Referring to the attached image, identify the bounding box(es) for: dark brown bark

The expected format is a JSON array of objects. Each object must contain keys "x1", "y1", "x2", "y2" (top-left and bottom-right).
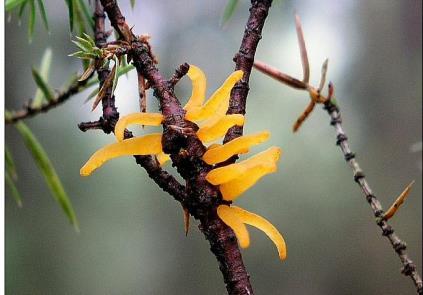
[
  {"x1": 6, "y1": 0, "x2": 273, "y2": 292},
  {"x1": 98, "y1": 1, "x2": 276, "y2": 293},
  {"x1": 200, "y1": 216, "x2": 253, "y2": 295},
  {"x1": 79, "y1": 0, "x2": 188, "y2": 204},
  {"x1": 94, "y1": 0, "x2": 119, "y2": 132},
  {"x1": 224, "y1": 0, "x2": 273, "y2": 145}
]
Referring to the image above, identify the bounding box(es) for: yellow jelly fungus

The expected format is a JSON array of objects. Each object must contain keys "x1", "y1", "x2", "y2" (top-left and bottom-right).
[
  {"x1": 197, "y1": 114, "x2": 245, "y2": 143},
  {"x1": 115, "y1": 112, "x2": 164, "y2": 142},
  {"x1": 216, "y1": 89, "x2": 231, "y2": 117},
  {"x1": 202, "y1": 131, "x2": 270, "y2": 164},
  {"x1": 220, "y1": 163, "x2": 277, "y2": 201},
  {"x1": 206, "y1": 143, "x2": 249, "y2": 155},
  {"x1": 230, "y1": 205, "x2": 287, "y2": 260},
  {"x1": 202, "y1": 87, "x2": 232, "y2": 124},
  {"x1": 185, "y1": 70, "x2": 244, "y2": 121},
  {"x1": 217, "y1": 205, "x2": 250, "y2": 248},
  {"x1": 156, "y1": 152, "x2": 171, "y2": 166},
  {"x1": 206, "y1": 147, "x2": 281, "y2": 186},
  {"x1": 206, "y1": 164, "x2": 247, "y2": 185},
  {"x1": 80, "y1": 133, "x2": 163, "y2": 176},
  {"x1": 207, "y1": 143, "x2": 222, "y2": 150},
  {"x1": 184, "y1": 65, "x2": 207, "y2": 112}
]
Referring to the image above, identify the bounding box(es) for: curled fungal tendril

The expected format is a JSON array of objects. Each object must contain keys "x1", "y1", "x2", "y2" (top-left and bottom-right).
[
  {"x1": 186, "y1": 66, "x2": 285, "y2": 260},
  {"x1": 80, "y1": 133, "x2": 163, "y2": 176},
  {"x1": 217, "y1": 205, "x2": 287, "y2": 260}
]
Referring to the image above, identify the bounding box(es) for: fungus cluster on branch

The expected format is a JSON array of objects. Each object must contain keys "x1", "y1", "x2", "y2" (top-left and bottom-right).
[{"x1": 80, "y1": 64, "x2": 287, "y2": 260}]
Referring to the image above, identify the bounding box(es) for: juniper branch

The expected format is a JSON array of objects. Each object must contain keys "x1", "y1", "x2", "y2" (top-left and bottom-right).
[{"x1": 5, "y1": 79, "x2": 88, "y2": 124}]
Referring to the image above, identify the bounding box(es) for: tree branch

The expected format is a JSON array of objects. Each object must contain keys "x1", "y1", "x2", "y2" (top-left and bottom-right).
[
  {"x1": 78, "y1": 0, "x2": 188, "y2": 204},
  {"x1": 323, "y1": 99, "x2": 423, "y2": 294},
  {"x1": 5, "y1": 79, "x2": 88, "y2": 124},
  {"x1": 253, "y1": 59, "x2": 422, "y2": 293},
  {"x1": 98, "y1": 0, "x2": 277, "y2": 293},
  {"x1": 223, "y1": 0, "x2": 273, "y2": 145}
]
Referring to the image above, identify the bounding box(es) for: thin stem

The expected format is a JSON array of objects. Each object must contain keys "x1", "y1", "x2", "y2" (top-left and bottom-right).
[
  {"x1": 254, "y1": 60, "x2": 306, "y2": 89},
  {"x1": 294, "y1": 13, "x2": 309, "y2": 83},
  {"x1": 323, "y1": 100, "x2": 423, "y2": 294},
  {"x1": 169, "y1": 63, "x2": 190, "y2": 87},
  {"x1": 5, "y1": 79, "x2": 87, "y2": 124},
  {"x1": 254, "y1": 58, "x2": 422, "y2": 293}
]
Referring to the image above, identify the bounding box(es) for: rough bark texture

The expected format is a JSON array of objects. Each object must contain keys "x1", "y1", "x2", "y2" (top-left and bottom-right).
[
  {"x1": 6, "y1": 0, "x2": 273, "y2": 293},
  {"x1": 78, "y1": 0, "x2": 188, "y2": 203},
  {"x1": 5, "y1": 1, "x2": 420, "y2": 294},
  {"x1": 200, "y1": 217, "x2": 253, "y2": 295},
  {"x1": 224, "y1": 0, "x2": 273, "y2": 144},
  {"x1": 96, "y1": 1, "x2": 275, "y2": 293}
]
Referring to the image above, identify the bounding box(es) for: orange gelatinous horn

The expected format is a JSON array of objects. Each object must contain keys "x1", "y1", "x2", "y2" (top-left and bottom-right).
[
  {"x1": 184, "y1": 65, "x2": 207, "y2": 112},
  {"x1": 114, "y1": 112, "x2": 163, "y2": 141},
  {"x1": 217, "y1": 205, "x2": 250, "y2": 248},
  {"x1": 185, "y1": 70, "x2": 243, "y2": 121},
  {"x1": 80, "y1": 133, "x2": 163, "y2": 176},
  {"x1": 197, "y1": 114, "x2": 245, "y2": 143},
  {"x1": 231, "y1": 206, "x2": 287, "y2": 260},
  {"x1": 203, "y1": 131, "x2": 270, "y2": 164}
]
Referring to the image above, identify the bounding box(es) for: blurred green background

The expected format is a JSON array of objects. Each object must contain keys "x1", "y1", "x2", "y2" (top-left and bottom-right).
[{"x1": 5, "y1": 0, "x2": 422, "y2": 294}]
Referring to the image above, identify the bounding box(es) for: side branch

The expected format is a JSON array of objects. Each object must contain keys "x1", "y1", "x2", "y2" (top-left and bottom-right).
[
  {"x1": 323, "y1": 100, "x2": 423, "y2": 294},
  {"x1": 5, "y1": 79, "x2": 87, "y2": 124},
  {"x1": 254, "y1": 59, "x2": 422, "y2": 293}
]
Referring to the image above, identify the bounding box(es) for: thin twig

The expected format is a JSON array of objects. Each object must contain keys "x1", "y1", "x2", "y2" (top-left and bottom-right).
[
  {"x1": 323, "y1": 99, "x2": 423, "y2": 294},
  {"x1": 254, "y1": 56, "x2": 423, "y2": 293},
  {"x1": 169, "y1": 62, "x2": 190, "y2": 87},
  {"x1": 252, "y1": 13, "x2": 422, "y2": 291},
  {"x1": 295, "y1": 13, "x2": 309, "y2": 83},
  {"x1": 5, "y1": 79, "x2": 88, "y2": 124}
]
